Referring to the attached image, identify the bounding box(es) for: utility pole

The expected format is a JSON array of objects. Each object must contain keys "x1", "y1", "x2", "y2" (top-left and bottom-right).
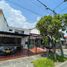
[{"x1": 36, "y1": 0, "x2": 57, "y2": 15}]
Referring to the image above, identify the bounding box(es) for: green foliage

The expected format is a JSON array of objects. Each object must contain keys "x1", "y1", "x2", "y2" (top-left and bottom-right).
[
  {"x1": 56, "y1": 55, "x2": 67, "y2": 62},
  {"x1": 57, "y1": 55, "x2": 64, "y2": 62},
  {"x1": 36, "y1": 15, "x2": 67, "y2": 48},
  {"x1": 62, "y1": 14, "x2": 67, "y2": 23},
  {"x1": 36, "y1": 14, "x2": 67, "y2": 43},
  {"x1": 36, "y1": 14, "x2": 67, "y2": 62},
  {"x1": 48, "y1": 52, "x2": 67, "y2": 62},
  {"x1": 42, "y1": 36, "x2": 48, "y2": 45},
  {"x1": 32, "y1": 58, "x2": 54, "y2": 67},
  {"x1": 48, "y1": 52, "x2": 56, "y2": 62},
  {"x1": 62, "y1": 14, "x2": 67, "y2": 31},
  {"x1": 36, "y1": 15, "x2": 63, "y2": 44}
]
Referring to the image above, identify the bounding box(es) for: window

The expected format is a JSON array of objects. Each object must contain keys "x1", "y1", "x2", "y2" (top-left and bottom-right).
[
  {"x1": 0, "y1": 37, "x2": 21, "y2": 45},
  {"x1": 15, "y1": 31, "x2": 19, "y2": 34},
  {"x1": 9, "y1": 29, "x2": 12, "y2": 31},
  {"x1": 21, "y1": 31, "x2": 24, "y2": 34}
]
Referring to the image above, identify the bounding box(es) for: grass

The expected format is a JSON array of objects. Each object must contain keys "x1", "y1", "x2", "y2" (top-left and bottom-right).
[
  {"x1": 32, "y1": 58, "x2": 54, "y2": 67},
  {"x1": 32, "y1": 51, "x2": 67, "y2": 67}
]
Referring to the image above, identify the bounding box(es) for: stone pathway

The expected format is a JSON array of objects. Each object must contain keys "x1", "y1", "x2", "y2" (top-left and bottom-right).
[{"x1": 0, "y1": 55, "x2": 41, "y2": 67}]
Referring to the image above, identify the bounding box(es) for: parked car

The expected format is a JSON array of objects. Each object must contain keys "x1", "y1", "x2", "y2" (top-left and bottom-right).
[{"x1": 0, "y1": 46, "x2": 17, "y2": 55}]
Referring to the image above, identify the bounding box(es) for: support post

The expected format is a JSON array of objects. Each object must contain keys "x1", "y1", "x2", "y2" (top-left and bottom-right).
[{"x1": 27, "y1": 35, "x2": 30, "y2": 56}]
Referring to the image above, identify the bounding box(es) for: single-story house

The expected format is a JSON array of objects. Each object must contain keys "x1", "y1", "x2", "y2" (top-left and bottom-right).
[{"x1": 0, "y1": 9, "x2": 42, "y2": 53}]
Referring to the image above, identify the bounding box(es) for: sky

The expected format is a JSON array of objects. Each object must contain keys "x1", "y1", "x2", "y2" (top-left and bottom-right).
[{"x1": 0, "y1": 0, "x2": 67, "y2": 29}]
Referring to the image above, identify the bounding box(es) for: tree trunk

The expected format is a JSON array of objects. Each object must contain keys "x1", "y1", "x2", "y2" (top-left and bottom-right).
[
  {"x1": 59, "y1": 42, "x2": 64, "y2": 57},
  {"x1": 52, "y1": 39, "x2": 57, "y2": 61},
  {"x1": 53, "y1": 44, "x2": 57, "y2": 61}
]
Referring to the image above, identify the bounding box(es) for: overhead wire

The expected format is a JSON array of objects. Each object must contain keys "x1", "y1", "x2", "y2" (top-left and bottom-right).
[
  {"x1": 60, "y1": 7, "x2": 67, "y2": 13},
  {"x1": 29, "y1": 0, "x2": 51, "y2": 15},
  {"x1": 8, "y1": 0, "x2": 42, "y2": 16},
  {"x1": 53, "y1": 1, "x2": 64, "y2": 10},
  {"x1": 36, "y1": 0, "x2": 57, "y2": 15},
  {"x1": 8, "y1": 0, "x2": 67, "y2": 16},
  {"x1": 53, "y1": 1, "x2": 67, "y2": 14},
  {"x1": 29, "y1": 0, "x2": 41, "y2": 8}
]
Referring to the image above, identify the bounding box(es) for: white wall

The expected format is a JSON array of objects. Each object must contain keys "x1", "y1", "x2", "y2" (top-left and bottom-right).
[
  {"x1": 0, "y1": 12, "x2": 9, "y2": 31},
  {"x1": 30, "y1": 28, "x2": 40, "y2": 34},
  {"x1": 21, "y1": 37, "x2": 29, "y2": 48},
  {"x1": 24, "y1": 29, "x2": 30, "y2": 34},
  {"x1": 9, "y1": 26, "x2": 30, "y2": 34}
]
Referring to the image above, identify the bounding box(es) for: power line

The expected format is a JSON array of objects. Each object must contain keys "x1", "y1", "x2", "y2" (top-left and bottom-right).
[
  {"x1": 36, "y1": 0, "x2": 49, "y2": 9},
  {"x1": 64, "y1": 0, "x2": 67, "y2": 2},
  {"x1": 8, "y1": 0, "x2": 42, "y2": 16},
  {"x1": 29, "y1": 0, "x2": 41, "y2": 8},
  {"x1": 29, "y1": 0, "x2": 51, "y2": 15},
  {"x1": 36, "y1": 0, "x2": 57, "y2": 15},
  {"x1": 53, "y1": 1, "x2": 67, "y2": 13},
  {"x1": 53, "y1": 1, "x2": 64, "y2": 10},
  {"x1": 60, "y1": 7, "x2": 67, "y2": 13}
]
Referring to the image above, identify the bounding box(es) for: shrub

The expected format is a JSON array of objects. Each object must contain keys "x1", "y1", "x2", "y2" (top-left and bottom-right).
[
  {"x1": 32, "y1": 58, "x2": 54, "y2": 67},
  {"x1": 56, "y1": 55, "x2": 67, "y2": 62},
  {"x1": 48, "y1": 53, "x2": 67, "y2": 62}
]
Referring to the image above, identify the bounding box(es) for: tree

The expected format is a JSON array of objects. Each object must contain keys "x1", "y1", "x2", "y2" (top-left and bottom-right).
[{"x1": 36, "y1": 14, "x2": 67, "y2": 61}]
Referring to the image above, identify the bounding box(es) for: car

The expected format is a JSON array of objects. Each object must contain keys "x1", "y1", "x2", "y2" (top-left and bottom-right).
[{"x1": 0, "y1": 46, "x2": 17, "y2": 55}]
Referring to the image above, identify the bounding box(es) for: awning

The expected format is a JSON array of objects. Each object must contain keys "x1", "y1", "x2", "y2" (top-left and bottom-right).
[{"x1": 0, "y1": 31, "x2": 29, "y2": 38}]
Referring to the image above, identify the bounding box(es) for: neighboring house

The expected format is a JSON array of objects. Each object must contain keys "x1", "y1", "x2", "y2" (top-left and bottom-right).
[
  {"x1": 0, "y1": 9, "x2": 29, "y2": 49},
  {"x1": 0, "y1": 10, "x2": 9, "y2": 31},
  {"x1": 0, "y1": 9, "x2": 41, "y2": 50},
  {"x1": 29, "y1": 28, "x2": 42, "y2": 48}
]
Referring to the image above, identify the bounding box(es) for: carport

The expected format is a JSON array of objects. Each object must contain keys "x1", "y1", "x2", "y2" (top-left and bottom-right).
[{"x1": 0, "y1": 31, "x2": 29, "y2": 53}]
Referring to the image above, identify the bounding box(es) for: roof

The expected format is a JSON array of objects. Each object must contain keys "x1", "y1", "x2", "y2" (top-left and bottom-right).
[
  {"x1": 0, "y1": 9, "x2": 9, "y2": 27},
  {"x1": 0, "y1": 9, "x2": 31, "y2": 31},
  {"x1": 30, "y1": 28, "x2": 40, "y2": 35},
  {"x1": 9, "y1": 26, "x2": 30, "y2": 31},
  {"x1": 0, "y1": 10, "x2": 40, "y2": 35},
  {"x1": 0, "y1": 31, "x2": 29, "y2": 37}
]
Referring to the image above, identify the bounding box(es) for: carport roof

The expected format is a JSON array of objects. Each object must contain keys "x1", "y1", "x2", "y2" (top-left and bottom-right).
[{"x1": 0, "y1": 31, "x2": 29, "y2": 37}]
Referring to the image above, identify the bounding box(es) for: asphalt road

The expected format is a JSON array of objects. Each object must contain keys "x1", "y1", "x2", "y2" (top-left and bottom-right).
[{"x1": 0, "y1": 55, "x2": 41, "y2": 67}]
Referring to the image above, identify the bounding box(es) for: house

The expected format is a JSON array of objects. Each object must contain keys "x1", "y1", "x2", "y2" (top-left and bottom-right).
[
  {"x1": 0, "y1": 9, "x2": 41, "y2": 52},
  {"x1": 29, "y1": 28, "x2": 42, "y2": 48},
  {"x1": 0, "y1": 9, "x2": 30, "y2": 50}
]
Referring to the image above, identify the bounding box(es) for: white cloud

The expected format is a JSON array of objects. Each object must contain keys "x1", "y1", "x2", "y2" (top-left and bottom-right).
[{"x1": 0, "y1": 0, "x2": 40, "y2": 29}]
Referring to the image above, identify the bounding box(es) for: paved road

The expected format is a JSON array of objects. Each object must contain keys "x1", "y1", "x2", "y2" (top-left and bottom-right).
[
  {"x1": 55, "y1": 61, "x2": 67, "y2": 67},
  {"x1": 0, "y1": 55, "x2": 41, "y2": 67},
  {"x1": 56, "y1": 49, "x2": 67, "y2": 67},
  {"x1": 56, "y1": 49, "x2": 67, "y2": 57},
  {"x1": 0, "y1": 52, "x2": 67, "y2": 67}
]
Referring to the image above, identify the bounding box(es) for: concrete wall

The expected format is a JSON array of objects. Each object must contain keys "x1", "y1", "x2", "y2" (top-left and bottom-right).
[
  {"x1": 21, "y1": 37, "x2": 29, "y2": 49},
  {"x1": 24, "y1": 29, "x2": 30, "y2": 34},
  {"x1": 30, "y1": 28, "x2": 40, "y2": 35}
]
